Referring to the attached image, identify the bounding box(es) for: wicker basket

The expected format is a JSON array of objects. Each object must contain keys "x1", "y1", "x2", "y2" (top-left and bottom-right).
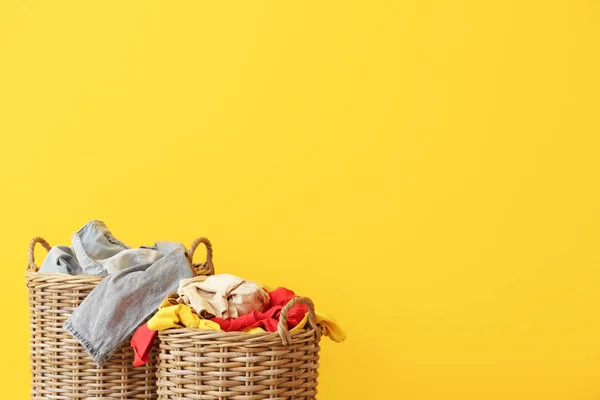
[
  {"x1": 156, "y1": 297, "x2": 322, "y2": 400},
  {"x1": 25, "y1": 236, "x2": 215, "y2": 400}
]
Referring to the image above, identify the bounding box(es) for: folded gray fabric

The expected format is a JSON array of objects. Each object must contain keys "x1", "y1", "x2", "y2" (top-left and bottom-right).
[
  {"x1": 63, "y1": 241, "x2": 194, "y2": 366},
  {"x1": 38, "y1": 245, "x2": 83, "y2": 275}
]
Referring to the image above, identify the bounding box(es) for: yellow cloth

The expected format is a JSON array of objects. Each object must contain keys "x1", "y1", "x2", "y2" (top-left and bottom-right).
[
  {"x1": 315, "y1": 311, "x2": 346, "y2": 342},
  {"x1": 290, "y1": 313, "x2": 308, "y2": 334},
  {"x1": 243, "y1": 327, "x2": 267, "y2": 334},
  {"x1": 148, "y1": 304, "x2": 222, "y2": 331},
  {"x1": 159, "y1": 296, "x2": 180, "y2": 309}
]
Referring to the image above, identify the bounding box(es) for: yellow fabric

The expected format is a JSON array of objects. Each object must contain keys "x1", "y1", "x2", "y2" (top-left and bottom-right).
[
  {"x1": 315, "y1": 311, "x2": 346, "y2": 342},
  {"x1": 197, "y1": 319, "x2": 222, "y2": 331},
  {"x1": 148, "y1": 304, "x2": 222, "y2": 331},
  {"x1": 159, "y1": 296, "x2": 179, "y2": 309},
  {"x1": 243, "y1": 327, "x2": 267, "y2": 334},
  {"x1": 290, "y1": 313, "x2": 308, "y2": 333}
]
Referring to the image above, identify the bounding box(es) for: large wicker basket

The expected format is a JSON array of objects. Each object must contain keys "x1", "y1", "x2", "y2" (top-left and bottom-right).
[
  {"x1": 25, "y1": 236, "x2": 214, "y2": 400},
  {"x1": 156, "y1": 297, "x2": 322, "y2": 400}
]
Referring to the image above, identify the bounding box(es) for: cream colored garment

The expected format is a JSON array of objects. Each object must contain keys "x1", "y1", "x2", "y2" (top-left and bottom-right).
[{"x1": 177, "y1": 274, "x2": 270, "y2": 319}]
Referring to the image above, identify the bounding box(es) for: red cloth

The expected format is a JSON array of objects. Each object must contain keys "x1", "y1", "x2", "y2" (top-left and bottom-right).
[
  {"x1": 210, "y1": 287, "x2": 307, "y2": 332},
  {"x1": 131, "y1": 323, "x2": 157, "y2": 367}
]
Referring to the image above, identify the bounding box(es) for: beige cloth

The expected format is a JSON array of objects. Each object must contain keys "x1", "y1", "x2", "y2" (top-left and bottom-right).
[{"x1": 177, "y1": 274, "x2": 270, "y2": 319}]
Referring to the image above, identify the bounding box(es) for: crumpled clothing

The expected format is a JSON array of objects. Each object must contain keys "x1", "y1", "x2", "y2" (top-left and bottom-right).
[
  {"x1": 38, "y1": 245, "x2": 82, "y2": 275},
  {"x1": 63, "y1": 241, "x2": 195, "y2": 366},
  {"x1": 210, "y1": 287, "x2": 308, "y2": 332},
  {"x1": 148, "y1": 304, "x2": 222, "y2": 331},
  {"x1": 132, "y1": 301, "x2": 222, "y2": 367},
  {"x1": 314, "y1": 311, "x2": 346, "y2": 342},
  {"x1": 131, "y1": 323, "x2": 156, "y2": 367},
  {"x1": 159, "y1": 293, "x2": 186, "y2": 308},
  {"x1": 131, "y1": 304, "x2": 305, "y2": 367},
  {"x1": 149, "y1": 290, "x2": 304, "y2": 331},
  {"x1": 260, "y1": 284, "x2": 346, "y2": 342},
  {"x1": 132, "y1": 286, "x2": 345, "y2": 367},
  {"x1": 138, "y1": 285, "x2": 344, "y2": 367},
  {"x1": 177, "y1": 274, "x2": 270, "y2": 319},
  {"x1": 39, "y1": 220, "x2": 164, "y2": 275},
  {"x1": 160, "y1": 287, "x2": 346, "y2": 341}
]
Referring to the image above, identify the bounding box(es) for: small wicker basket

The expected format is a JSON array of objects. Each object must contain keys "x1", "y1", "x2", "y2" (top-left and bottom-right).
[
  {"x1": 156, "y1": 297, "x2": 322, "y2": 400},
  {"x1": 25, "y1": 236, "x2": 214, "y2": 400}
]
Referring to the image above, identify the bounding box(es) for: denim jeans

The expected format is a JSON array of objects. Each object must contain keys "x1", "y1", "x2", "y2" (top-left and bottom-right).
[
  {"x1": 39, "y1": 220, "x2": 164, "y2": 275},
  {"x1": 63, "y1": 241, "x2": 195, "y2": 365}
]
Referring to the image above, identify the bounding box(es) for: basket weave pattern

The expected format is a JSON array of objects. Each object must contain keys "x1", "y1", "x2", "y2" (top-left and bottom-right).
[
  {"x1": 25, "y1": 236, "x2": 214, "y2": 400},
  {"x1": 156, "y1": 297, "x2": 322, "y2": 400}
]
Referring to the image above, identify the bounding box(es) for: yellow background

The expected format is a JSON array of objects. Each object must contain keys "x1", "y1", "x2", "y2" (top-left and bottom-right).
[{"x1": 1, "y1": 1, "x2": 600, "y2": 399}]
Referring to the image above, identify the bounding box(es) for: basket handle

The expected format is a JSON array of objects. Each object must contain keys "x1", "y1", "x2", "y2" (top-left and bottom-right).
[
  {"x1": 277, "y1": 297, "x2": 321, "y2": 345},
  {"x1": 27, "y1": 237, "x2": 52, "y2": 272},
  {"x1": 188, "y1": 237, "x2": 214, "y2": 276}
]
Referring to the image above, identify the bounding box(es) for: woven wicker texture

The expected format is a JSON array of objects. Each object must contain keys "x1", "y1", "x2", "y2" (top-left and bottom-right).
[
  {"x1": 25, "y1": 236, "x2": 214, "y2": 400},
  {"x1": 156, "y1": 297, "x2": 322, "y2": 400}
]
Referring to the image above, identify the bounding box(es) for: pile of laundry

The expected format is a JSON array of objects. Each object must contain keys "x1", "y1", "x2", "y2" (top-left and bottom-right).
[
  {"x1": 131, "y1": 274, "x2": 345, "y2": 366},
  {"x1": 38, "y1": 221, "x2": 345, "y2": 367}
]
